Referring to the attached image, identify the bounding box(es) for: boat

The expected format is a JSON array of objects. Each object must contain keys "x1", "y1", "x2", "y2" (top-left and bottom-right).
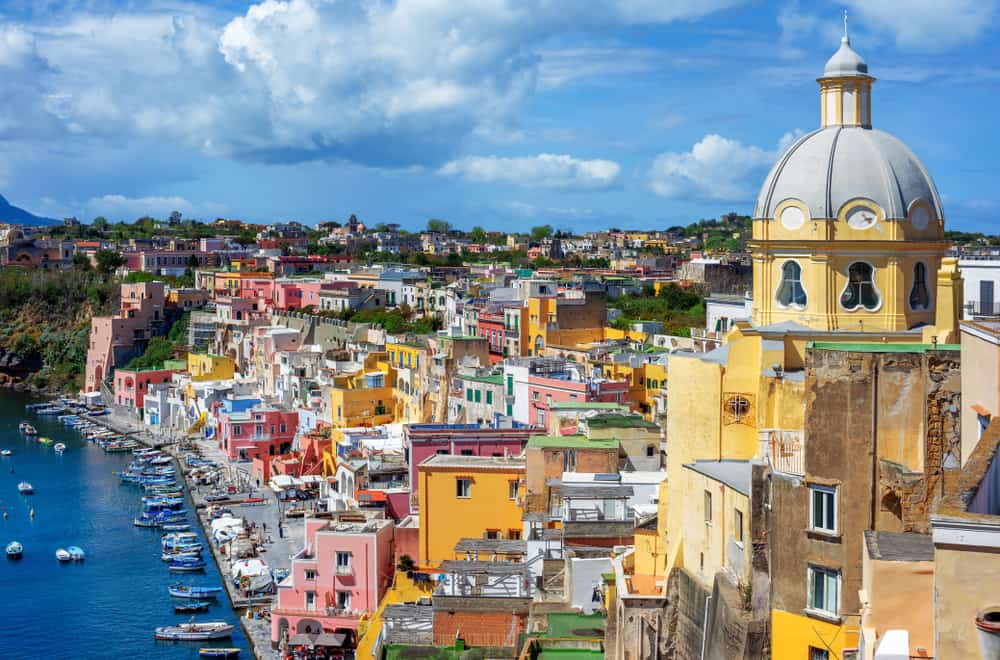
[
  {"x1": 1, "y1": 449, "x2": 11, "y2": 456},
  {"x1": 6, "y1": 541, "x2": 23, "y2": 559},
  {"x1": 67, "y1": 546, "x2": 85, "y2": 560},
  {"x1": 169, "y1": 559, "x2": 207, "y2": 572},
  {"x1": 162, "y1": 551, "x2": 202, "y2": 562},
  {"x1": 153, "y1": 621, "x2": 234, "y2": 641},
  {"x1": 168, "y1": 584, "x2": 222, "y2": 599},
  {"x1": 19, "y1": 422, "x2": 37, "y2": 435},
  {"x1": 55, "y1": 548, "x2": 71, "y2": 562},
  {"x1": 199, "y1": 649, "x2": 240, "y2": 659},
  {"x1": 54, "y1": 443, "x2": 66, "y2": 454},
  {"x1": 174, "y1": 601, "x2": 212, "y2": 613},
  {"x1": 162, "y1": 524, "x2": 191, "y2": 531},
  {"x1": 17, "y1": 482, "x2": 33, "y2": 495},
  {"x1": 38, "y1": 437, "x2": 53, "y2": 446},
  {"x1": 134, "y1": 517, "x2": 163, "y2": 528}
]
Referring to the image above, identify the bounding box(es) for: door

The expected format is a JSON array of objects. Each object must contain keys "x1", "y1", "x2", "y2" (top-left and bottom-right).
[{"x1": 981, "y1": 280, "x2": 995, "y2": 315}]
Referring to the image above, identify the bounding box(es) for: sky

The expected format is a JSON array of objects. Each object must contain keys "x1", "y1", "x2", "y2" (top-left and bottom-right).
[{"x1": 0, "y1": 0, "x2": 997, "y2": 233}]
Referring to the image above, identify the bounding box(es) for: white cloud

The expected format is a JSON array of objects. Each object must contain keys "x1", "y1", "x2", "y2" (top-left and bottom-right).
[
  {"x1": 0, "y1": 0, "x2": 746, "y2": 168},
  {"x1": 648, "y1": 132, "x2": 800, "y2": 201},
  {"x1": 82, "y1": 194, "x2": 227, "y2": 221},
  {"x1": 441, "y1": 154, "x2": 621, "y2": 191},
  {"x1": 842, "y1": 0, "x2": 997, "y2": 50}
]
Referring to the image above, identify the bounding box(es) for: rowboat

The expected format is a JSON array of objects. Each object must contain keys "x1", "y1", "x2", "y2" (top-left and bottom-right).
[
  {"x1": 19, "y1": 422, "x2": 36, "y2": 435},
  {"x1": 200, "y1": 648, "x2": 240, "y2": 659},
  {"x1": 134, "y1": 517, "x2": 163, "y2": 528},
  {"x1": 17, "y1": 481, "x2": 33, "y2": 495},
  {"x1": 168, "y1": 584, "x2": 222, "y2": 599},
  {"x1": 38, "y1": 437, "x2": 53, "y2": 446},
  {"x1": 67, "y1": 546, "x2": 86, "y2": 560},
  {"x1": 6, "y1": 541, "x2": 22, "y2": 559},
  {"x1": 162, "y1": 524, "x2": 191, "y2": 531},
  {"x1": 162, "y1": 551, "x2": 202, "y2": 562},
  {"x1": 174, "y1": 601, "x2": 212, "y2": 613},
  {"x1": 55, "y1": 548, "x2": 71, "y2": 562},
  {"x1": 1, "y1": 449, "x2": 11, "y2": 456},
  {"x1": 153, "y1": 621, "x2": 233, "y2": 641},
  {"x1": 54, "y1": 443, "x2": 66, "y2": 454},
  {"x1": 169, "y1": 559, "x2": 207, "y2": 572}
]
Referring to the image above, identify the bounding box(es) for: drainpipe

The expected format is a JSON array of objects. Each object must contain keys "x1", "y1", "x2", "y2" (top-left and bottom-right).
[
  {"x1": 870, "y1": 359, "x2": 879, "y2": 530},
  {"x1": 700, "y1": 593, "x2": 712, "y2": 660}
]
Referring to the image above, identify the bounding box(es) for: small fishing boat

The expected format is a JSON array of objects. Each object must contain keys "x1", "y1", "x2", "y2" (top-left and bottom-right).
[
  {"x1": 174, "y1": 601, "x2": 212, "y2": 613},
  {"x1": 134, "y1": 517, "x2": 162, "y2": 528},
  {"x1": 1, "y1": 449, "x2": 11, "y2": 456},
  {"x1": 169, "y1": 559, "x2": 207, "y2": 572},
  {"x1": 162, "y1": 551, "x2": 202, "y2": 562},
  {"x1": 6, "y1": 541, "x2": 23, "y2": 559},
  {"x1": 168, "y1": 584, "x2": 222, "y2": 599},
  {"x1": 38, "y1": 437, "x2": 53, "y2": 446},
  {"x1": 54, "y1": 443, "x2": 66, "y2": 454},
  {"x1": 67, "y1": 546, "x2": 85, "y2": 560},
  {"x1": 19, "y1": 422, "x2": 37, "y2": 435},
  {"x1": 153, "y1": 621, "x2": 234, "y2": 641},
  {"x1": 162, "y1": 524, "x2": 191, "y2": 532},
  {"x1": 17, "y1": 481, "x2": 33, "y2": 495},
  {"x1": 55, "y1": 548, "x2": 71, "y2": 562},
  {"x1": 200, "y1": 648, "x2": 240, "y2": 659}
]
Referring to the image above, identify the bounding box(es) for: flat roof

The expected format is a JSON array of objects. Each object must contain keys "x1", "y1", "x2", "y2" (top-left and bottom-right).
[
  {"x1": 458, "y1": 374, "x2": 504, "y2": 385},
  {"x1": 864, "y1": 530, "x2": 934, "y2": 561},
  {"x1": 809, "y1": 341, "x2": 960, "y2": 353},
  {"x1": 439, "y1": 560, "x2": 530, "y2": 575},
  {"x1": 454, "y1": 538, "x2": 527, "y2": 554},
  {"x1": 549, "y1": 402, "x2": 628, "y2": 411},
  {"x1": 682, "y1": 460, "x2": 752, "y2": 496},
  {"x1": 528, "y1": 435, "x2": 619, "y2": 450},
  {"x1": 545, "y1": 612, "x2": 606, "y2": 639},
  {"x1": 419, "y1": 454, "x2": 525, "y2": 470},
  {"x1": 553, "y1": 483, "x2": 634, "y2": 499},
  {"x1": 585, "y1": 414, "x2": 659, "y2": 430}
]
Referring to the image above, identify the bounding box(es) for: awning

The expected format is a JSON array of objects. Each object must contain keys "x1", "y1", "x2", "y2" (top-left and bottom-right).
[
  {"x1": 289, "y1": 633, "x2": 347, "y2": 648},
  {"x1": 972, "y1": 403, "x2": 992, "y2": 418}
]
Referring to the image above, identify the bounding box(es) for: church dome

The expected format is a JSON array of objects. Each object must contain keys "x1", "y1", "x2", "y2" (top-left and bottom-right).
[
  {"x1": 823, "y1": 35, "x2": 868, "y2": 78},
  {"x1": 754, "y1": 126, "x2": 943, "y2": 221}
]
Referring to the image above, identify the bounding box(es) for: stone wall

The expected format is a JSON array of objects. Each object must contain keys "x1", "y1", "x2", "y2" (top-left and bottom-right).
[{"x1": 663, "y1": 568, "x2": 710, "y2": 660}]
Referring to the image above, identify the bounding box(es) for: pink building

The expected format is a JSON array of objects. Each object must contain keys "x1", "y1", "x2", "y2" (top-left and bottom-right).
[
  {"x1": 405, "y1": 425, "x2": 539, "y2": 495},
  {"x1": 239, "y1": 276, "x2": 275, "y2": 301},
  {"x1": 84, "y1": 281, "x2": 166, "y2": 392},
  {"x1": 114, "y1": 367, "x2": 176, "y2": 414},
  {"x1": 218, "y1": 407, "x2": 299, "y2": 462},
  {"x1": 526, "y1": 374, "x2": 629, "y2": 427},
  {"x1": 271, "y1": 516, "x2": 395, "y2": 650}
]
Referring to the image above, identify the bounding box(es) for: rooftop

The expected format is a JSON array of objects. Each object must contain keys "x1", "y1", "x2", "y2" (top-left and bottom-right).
[
  {"x1": 419, "y1": 454, "x2": 525, "y2": 470},
  {"x1": 809, "y1": 341, "x2": 961, "y2": 353},
  {"x1": 549, "y1": 401, "x2": 629, "y2": 411},
  {"x1": 585, "y1": 414, "x2": 659, "y2": 430},
  {"x1": 454, "y1": 538, "x2": 527, "y2": 554},
  {"x1": 864, "y1": 530, "x2": 934, "y2": 562},
  {"x1": 683, "y1": 460, "x2": 752, "y2": 496},
  {"x1": 527, "y1": 435, "x2": 619, "y2": 450},
  {"x1": 457, "y1": 373, "x2": 504, "y2": 385},
  {"x1": 438, "y1": 560, "x2": 531, "y2": 575}
]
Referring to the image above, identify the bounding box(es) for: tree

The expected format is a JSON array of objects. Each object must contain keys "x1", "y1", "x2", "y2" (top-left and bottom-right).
[
  {"x1": 92, "y1": 216, "x2": 110, "y2": 231},
  {"x1": 470, "y1": 226, "x2": 487, "y2": 243},
  {"x1": 94, "y1": 249, "x2": 126, "y2": 275},
  {"x1": 530, "y1": 224, "x2": 553, "y2": 241},
  {"x1": 72, "y1": 253, "x2": 92, "y2": 271},
  {"x1": 168, "y1": 210, "x2": 183, "y2": 225},
  {"x1": 426, "y1": 218, "x2": 452, "y2": 234}
]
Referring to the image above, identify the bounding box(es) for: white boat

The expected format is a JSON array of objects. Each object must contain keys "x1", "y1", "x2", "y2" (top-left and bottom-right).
[
  {"x1": 54, "y1": 443, "x2": 66, "y2": 453},
  {"x1": 6, "y1": 541, "x2": 22, "y2": 559},
  {"x1": 55, "y1": 548, "x2": 71, "y2": 562},
  {"x1": 153, "y1": 621, "x2": 234, "y2": 641},
  {"x1": 1, "y1": 449, "x2": 11, "y2": 456},
  {"x1": 17, "y1": 482, "x2": 33, "y2": 495},
  {"x1": 67, "y1": 546, "x2": 85, "y2": 560}
]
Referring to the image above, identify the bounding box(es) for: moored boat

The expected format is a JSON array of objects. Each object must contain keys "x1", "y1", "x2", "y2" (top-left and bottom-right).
[
  {"x1": 67, "y1": 546, "x2": 85, "y2": 560},
  {"x1": 1, "y1": 449, "x2": 11, "y2": 456},
  {"x1": 153, "y1": 621, "x2": 234, "y2": 641},
  {"x1": 54, "y1": 443, "x2": 66, "y2": 454},
  {"x1": 162, "y1": 551, "x2": 202, "y2": 562},
  {"x1": 168, "y1": 584, "x2": 222, "y2": 599},
  {"x1": 17, "y1": 481, "x2": 33, "y2": 495},
  {"x1": 19, "y1": 422, "x2": 37, "y2": 435},
  {"x1": 200, "y1": 648, "x2": 240, "y2": 659},
  {"x1": 55, "y1": 548, "x2": 71, "y2": 562},
  {"x1": 174, "y1": 601, "x2": 212, "y2": 613},
  {"x1": 162, "y1": 524, "x2": 191, "y2": 531},
  {"x1": 6, "y1": 541, "x2": 23, "y2": 559},
  {"x1": 38, "y1": 437, "x2": 53, "y2": 446}
]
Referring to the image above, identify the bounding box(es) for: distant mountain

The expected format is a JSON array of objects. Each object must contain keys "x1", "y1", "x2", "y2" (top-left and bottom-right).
[{"x1": 0, "y1": 194, "x2": 59, "y2": 226}]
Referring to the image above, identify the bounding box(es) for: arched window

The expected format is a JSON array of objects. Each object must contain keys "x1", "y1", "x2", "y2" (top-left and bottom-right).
[
  {"x1": 909, "y1": 262, "x2": 930, "y2": 310},
  {"x1": 841, "y1": 262, "x2": 880, "y2": 311},
  {"x1": 776, "y1": 261, "x2": 807, "y2": 308}
]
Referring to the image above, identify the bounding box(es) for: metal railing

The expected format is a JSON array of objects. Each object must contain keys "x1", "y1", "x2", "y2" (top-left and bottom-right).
[{"x1": 766, "y1": 429, "x2": 804, "y2": 476}]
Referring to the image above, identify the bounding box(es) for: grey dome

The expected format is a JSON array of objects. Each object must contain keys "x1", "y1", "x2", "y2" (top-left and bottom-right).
[
  {"x1": 754, "y1": 126, "x2": 944, "y2": 221},
  {"x1": 823, "y1": 36, "x2": 868, "y2": 77}
]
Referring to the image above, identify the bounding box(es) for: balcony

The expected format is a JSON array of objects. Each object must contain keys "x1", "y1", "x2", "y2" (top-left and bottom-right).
[
  {"x1": 765, "y1": 429, "x2": 804, "y2": 476},
  {"x1": 965, "y1": 300, "x2": 1000, "y2": 318}
]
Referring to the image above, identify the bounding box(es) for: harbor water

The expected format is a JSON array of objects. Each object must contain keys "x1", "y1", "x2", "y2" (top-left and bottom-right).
[{"x1": 0, "y1": 392, "x2": 251, "y2": 659}]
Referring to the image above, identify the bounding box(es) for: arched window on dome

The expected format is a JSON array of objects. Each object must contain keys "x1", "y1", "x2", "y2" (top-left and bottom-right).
[
  {"x1": 909, "y1": 262, "x2": 930, "y2": 311},
  {"x1": 776, "y1": 261, "x2": 807, "y2": 309},
  {"x1": 841, "y1": 262, "x2": 880, "y2": 311}
]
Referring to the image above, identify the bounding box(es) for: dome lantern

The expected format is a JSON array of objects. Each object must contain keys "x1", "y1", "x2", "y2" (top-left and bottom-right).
[{"x1": 818, "y1": 12, "x2": 874, "y2": 129}]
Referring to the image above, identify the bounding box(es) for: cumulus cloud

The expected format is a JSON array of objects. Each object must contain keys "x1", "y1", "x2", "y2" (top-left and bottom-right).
[
  {"x1": 82, "y1": 194, "x2": 226, "y2": 221},
  {"x1": 441, "y1": 154, "x2": 621, "y2": 191},
  {"x1": 0, "y1": 0, "x2": 745, "y2": 169},
  {"x1": 842, "y1": 0, "x2": 997, "y2": 50},
  {"x1": 648, "y1": 132, "x2": 800, "y2": 201}
]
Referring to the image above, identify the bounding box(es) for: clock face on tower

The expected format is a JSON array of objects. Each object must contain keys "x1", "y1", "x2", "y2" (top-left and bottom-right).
[{"x1": 845, "y1": 205, "x2": 878, "y2": 230}]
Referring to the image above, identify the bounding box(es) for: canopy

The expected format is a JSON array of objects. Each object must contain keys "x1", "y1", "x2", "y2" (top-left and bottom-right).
[
  {"x1": 289, "y1": 633, "x2": 347, "y2": 648},
  {"x1": 231, "y1": 557, "x2": 268, "y2": 578}
]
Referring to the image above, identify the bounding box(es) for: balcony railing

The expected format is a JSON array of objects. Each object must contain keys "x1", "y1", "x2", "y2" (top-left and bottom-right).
[
  {"x1": 965, "y1": 301, "x2": 1000, "y2": 318},
  {"x1": 765, "y1": 429, "x2": 804, "y2": 476}
]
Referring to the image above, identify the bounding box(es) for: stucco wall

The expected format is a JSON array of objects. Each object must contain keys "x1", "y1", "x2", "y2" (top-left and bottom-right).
[{"x1": 934, "y1": 544, "x2": 1000, "y2": 659}]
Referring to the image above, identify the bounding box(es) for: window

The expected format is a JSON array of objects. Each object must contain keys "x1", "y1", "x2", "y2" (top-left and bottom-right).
[
  {"x1": 466, "y1": 388, "x2": 473, "y2": 402},
  {"x1": 232, "y1": 424, "x2": 242, "y2": 435},
  {"x1": 841, "y1": 262, "x2": 880, "y2": 311},
  {"x1": 436, "y1": 449, "x2": 448, "y2": 455},
  {"x1": 507, "y1": 375, "x2": 513, "y2": 396},
  {"x1": 460, "y1": 449, "x2": 473, "y2": 456},
  {"x1": 704, "y1": 490, "x2": 712, "y2": 524},
  {"x1": 809, "y1": 648, "x2": 830, "y2": 660},
  {"x1": 305, "y1": 569, "x2": 317, "y2": 580},
  {"x1": 486, "y1": 391, "x2": 493, "y2": 405},
  {"x1": 336, "y1": 551, "x2": 351, "y2": 573},
  {"x1": 807, "y1": 565, "x2": 840, "y2": 617},
  {"x1": 456, "y1": 478, "x2": 471, "y2": 498},
  {"x1": 305, "y1": 590, "x2": 316, "y2": 611},
  {"x1": 909, "y1": 262, "x2": 930, "y2": 310},
  {"x1": 646, "y1": 445, "x2": 656, "y2": 458},
  {"x1": 734, "y1": 508, "x2": 744, "y2": 544},
  {"x1": 776, "y1": 260, "x2": 807, "y2": 308},
  {"x1": 280, "y1": 423, "x2": 286, "y2": 433},
  {"x1": 532, "y1": 391, "x2": 540, "y2": 401},
  {"x1": 509, "y1": 480, "x2": 518, "y2": 500},
  {"x1": 537, "y1": 409, "x2": 546, "y2": 427},
  {"x1": 474, "y1": 390, "x2": 481, "y2": 403},
  {"x1": 810, "y1": 485, "x2": 837, "y2": 534},
  {"x1": 485, "y1": 529, "x2": 500, "y2": 540},
  {"x1": 508, "y1": 529, "x2": 522, "y2": 540},
  {"x1": 563, "y1": 449, "x2": 577, "y2": 471},
  {"x1": 336, "y1": 590, "x2": 351, "y2": 610}
]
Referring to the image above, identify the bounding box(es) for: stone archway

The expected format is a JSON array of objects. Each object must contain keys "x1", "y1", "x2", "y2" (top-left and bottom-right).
[
  {"x1": 534, "y1": 335, "x2": 545, "y2": 356},
  {"x1": 296, "y1": 618, "x2": 323, "y2": 635}
]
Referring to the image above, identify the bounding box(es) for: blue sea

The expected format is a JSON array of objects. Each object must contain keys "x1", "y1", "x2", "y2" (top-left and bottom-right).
[{"x1": 0, "y1": 392, "x2": 251, "y2": 659}]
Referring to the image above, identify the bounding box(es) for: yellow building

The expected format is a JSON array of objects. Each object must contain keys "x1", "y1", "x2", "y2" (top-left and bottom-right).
[
  {"x1": 417, "y1": 454, "x2": 525, "y2": 567},
  {"x1": 327, "y1": 354, "x2": 396, "y2": 429},
  {"x1": 386, "y1": 342, "x2": 430, "y2": 423},
  {"x1": 187, "y1": 352, "x2": 235, "y2": 381},
  {"x1": 658, "y1": 26, "x2": 963, "y2": 659}
]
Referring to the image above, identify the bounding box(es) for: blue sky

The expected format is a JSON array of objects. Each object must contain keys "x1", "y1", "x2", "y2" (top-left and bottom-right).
[{"x1": 0, "y1": 0, "x2": 997, "y2": 232}]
